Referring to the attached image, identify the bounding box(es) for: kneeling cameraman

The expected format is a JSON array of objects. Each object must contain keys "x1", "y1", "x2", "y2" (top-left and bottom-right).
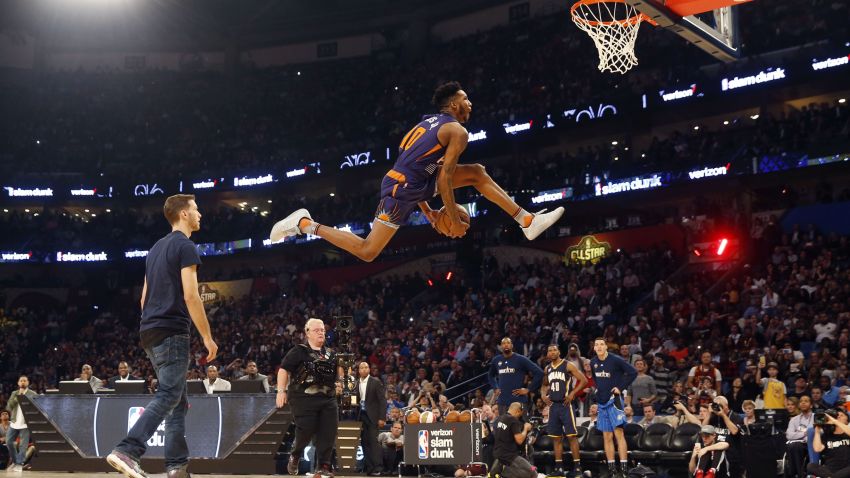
[
  {"x1": 493, "y1": 403, "x2": 536, "y2": 478},
  {"x1": 807, "y1": 409, "x2": 850, "y2": 478}
]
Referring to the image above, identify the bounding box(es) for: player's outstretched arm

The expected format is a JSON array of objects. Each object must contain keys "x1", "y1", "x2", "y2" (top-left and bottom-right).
[{"x1": 436, "y1": 122, "x2": 469, "y2": 238}]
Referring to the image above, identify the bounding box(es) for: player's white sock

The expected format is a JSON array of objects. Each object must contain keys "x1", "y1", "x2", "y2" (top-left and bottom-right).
[
  {"x1": 299, "y1": 218, "x2": 319, "y2": 235},
  {"x1": 512, "y1": 207, "x2": 533, "y2": 228}
]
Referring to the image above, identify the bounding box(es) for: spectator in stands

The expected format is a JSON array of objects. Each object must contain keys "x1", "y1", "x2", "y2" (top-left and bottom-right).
[
  {"x1": 818, "y1": 376, "x2": 844, "y2": 407},
  {"x1": 811, "y1": 387, "x2": 828, "y2": 410},
  {"x1": 578, "y1": 404, "x2": 599, "y2": 429},
  {"x1": 688, "y1": 351, "x2": 722, "y2": 396},
  {"x1": 807, "y1": 409, "x2": 850, "y2": 478},
  {"x1": 76, "y1": 364, "x2": 103, "y2": 391},
  {"x1": 637, "y1": 404, "x2": 662, "y2": 428},
  {"x1": 650, "y1": 354, "x2": 673, "y2": 405},
  {"x1": 741, "y1": 401, "x2": 757, "y2": 426},
  {"x1": 225, "y1": 358, "x2": 246, "y2": 380},
  {"x1": 386, "y1": 407, "x2": 402, "y2": 424},
  {"x1": 757, "y1": 361, "x2": 787, "y2": 410},
  {"x1": 628, "y1": 358, "x2": 657, "y2": 416},
  {"x1": 623, "y1": 406, "x2": 636, "y2": 425},
  {"x1": 0, "y1": 410, "x2": 10, "y2": 469},
  {"x1": 689, "y1": 425, "x2": 730, "y2": 478},
  {"x1": 727, "y1": 378, "x2": 755, "y2": 414},
  {"x1": 785, "y1": 395, "x2": 814, "y2": 478},
  {"x1": 378, "y1": 421, "x2": 404, "y2": 474},
  {"x1": 237, "y1": 361, "x2": 270, "y2": 393},
  {"x1": 788, "y1": 376, "x2": 811, "y2": 400},
  {"x1": 659, "y1": 381, "x2": 687, "y2": 415},
  {"x1": 107, "y1": 361, "x2": 135, "y2": 388},
  {"x1": 785, "y1": 397, "x2": 800, "y2": 418},
  {"x1": 203, "y1": 365, "x2": 231, "y2": 393},
  {"x1": 677, "y1": 396, "x2": 742, "y2": 478}
]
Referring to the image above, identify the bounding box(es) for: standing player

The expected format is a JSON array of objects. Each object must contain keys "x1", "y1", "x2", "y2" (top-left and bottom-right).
[
  {"x1": 590, "y1": 338, "x2": 637, "y2": 478},
  {"x1": 270, "y1": 81, "x2": 564, "y2": 261},
  {"x1": 488, "y1": 338, "x2": 544, "y2": 410},
  {"x1": 107, "y1": 194, "x2": 218, "y2": 478},
  {"x1": 541, "y1": 344, "x2": 588, "y2": 478}
]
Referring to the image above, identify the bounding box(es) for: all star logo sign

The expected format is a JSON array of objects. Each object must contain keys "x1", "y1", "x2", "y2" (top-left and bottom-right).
[
  {"x1": 128, "y1": 407, "x2": 166, "y2": 447},
  {"x1": 198, "y1": 283, "x2": 220, "y2": 303},
  {"x1": 565, "y1": 235, "x2": 612, "y2": 265}
]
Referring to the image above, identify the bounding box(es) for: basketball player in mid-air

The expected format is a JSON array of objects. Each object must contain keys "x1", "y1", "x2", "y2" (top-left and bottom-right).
[
  {"x1": 270, "y1": 81, "x2": 564, "y2": 261},
  {"x1": 541, "y1": 344, "x2": 588, "y2": 478}
]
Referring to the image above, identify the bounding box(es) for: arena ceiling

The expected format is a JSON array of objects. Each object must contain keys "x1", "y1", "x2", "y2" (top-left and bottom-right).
[{"x1": 1, "y1": 0, "x2": 511, "y2": 51}]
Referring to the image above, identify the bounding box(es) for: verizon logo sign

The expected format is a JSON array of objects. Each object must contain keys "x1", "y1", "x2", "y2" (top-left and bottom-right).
[
  {"x1": 659, "y1": 84, "x2": 697, "y2": 102},
  {"x1": 71, "y1": 188, "x2": 97, "y2": 196},
  {"x1": 811, "y1": 55, "x2": 849, "y2": 71},
  {"x1": 503, "y1": 121, "x2": 532, "y2": 134},
  {"x1": 688, "y1": 165, "x2": 728, "y2": 180},
  {"x1": 1, "y1": 252, "x2": 32, "y2": 261}
]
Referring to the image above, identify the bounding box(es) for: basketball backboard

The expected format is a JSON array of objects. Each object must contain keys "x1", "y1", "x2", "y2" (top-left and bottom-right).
[{"x1": 625, "y1": 0, "x2": 752, "y2": 61}]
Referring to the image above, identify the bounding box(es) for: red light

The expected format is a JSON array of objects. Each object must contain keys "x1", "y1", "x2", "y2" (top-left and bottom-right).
[
  {"x1": 693, "y1": 249, "x2": 702, "y2": 257},
  {"x1": 716, "y1": 238, "x2": 728, "y2": 256},
  {"x1": 427, "y1": 279, "x2": 433, "y2": 287},
  {"x1": 446, "y1": 272, "x2": 453, "y2": 281}
]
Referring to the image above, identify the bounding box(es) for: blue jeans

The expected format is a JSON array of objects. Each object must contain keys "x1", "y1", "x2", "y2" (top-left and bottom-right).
[
  {"x1": 114, "y1": 334, "x2": 190, "y2": 470},
  {"x1": 6, "y1": 427, "x2": 30, "y2": 465}
]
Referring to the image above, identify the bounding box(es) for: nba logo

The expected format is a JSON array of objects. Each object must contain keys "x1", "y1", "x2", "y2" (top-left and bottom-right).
[
  {"x1": 127, "y1": 407, "x2": 145, "y2": 433},
  {"x1": 417, "y1": 430, "x2": 429, "y2": 459}
]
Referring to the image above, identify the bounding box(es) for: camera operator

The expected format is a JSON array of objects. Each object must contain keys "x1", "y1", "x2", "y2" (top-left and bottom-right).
[
  {"x1": 492, "y1": 403, "x2": 537, "y2": 478},
  {"x1": 675, "y1": 396, "x2": 742, "y2": 478},
  {"x1": 277, "y1": 319, "x2": 341, "y2": 478},
  {"x1": 807, "y1": 409, "x2": 850, "y2": 478}
]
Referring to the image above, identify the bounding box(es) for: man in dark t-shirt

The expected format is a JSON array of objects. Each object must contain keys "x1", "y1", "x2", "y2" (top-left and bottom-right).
[
  {"x1": 108, "y1": 194, "x2": 218, "y2": 478},
  {"x1": 808, "y1": 409, "x2": 850, "y2": 478},
  {"x1": 492, "y1": 403, "x2": 536, "y2": 478}
]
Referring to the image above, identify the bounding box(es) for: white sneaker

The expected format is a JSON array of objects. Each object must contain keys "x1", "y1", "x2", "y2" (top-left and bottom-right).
[
  {"x1": 521, "y1": 207, "x2": 564, "y2": 240},
  {"x1": 270, "y1": 208, "x2": 312, "y2": 243}
]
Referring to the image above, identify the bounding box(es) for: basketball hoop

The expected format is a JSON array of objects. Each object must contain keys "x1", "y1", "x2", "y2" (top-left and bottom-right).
[{"x1": 570, "y1": 0, "x2": 657, "y2": 74}]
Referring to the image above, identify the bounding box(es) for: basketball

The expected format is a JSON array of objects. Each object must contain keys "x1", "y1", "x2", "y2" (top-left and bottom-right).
[
  {"x1": 458, "y1": 410, "x2": 473, "y2": 423},
  {"x1": 405, "y1": 409, "x2": 421, "y2": 424},
  {"x1": 419, "y1": 410, "x2": 436, "y2": 423},
  {"x1": 445, "y1": 410, "x2": 460, "y2": 422},
  {"x1": 434, "y1": 204, "x2": 471, "y2": 237}
]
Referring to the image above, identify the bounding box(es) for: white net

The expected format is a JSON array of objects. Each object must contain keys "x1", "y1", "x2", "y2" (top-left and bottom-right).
[{"x1": 571, "y1": 0, "x2": 646, "y2": 74}]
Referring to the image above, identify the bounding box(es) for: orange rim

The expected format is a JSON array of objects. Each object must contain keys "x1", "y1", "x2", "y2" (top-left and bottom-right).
[{"x1": 570, "y1": 0, "x2": 658, "y2": 27}]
